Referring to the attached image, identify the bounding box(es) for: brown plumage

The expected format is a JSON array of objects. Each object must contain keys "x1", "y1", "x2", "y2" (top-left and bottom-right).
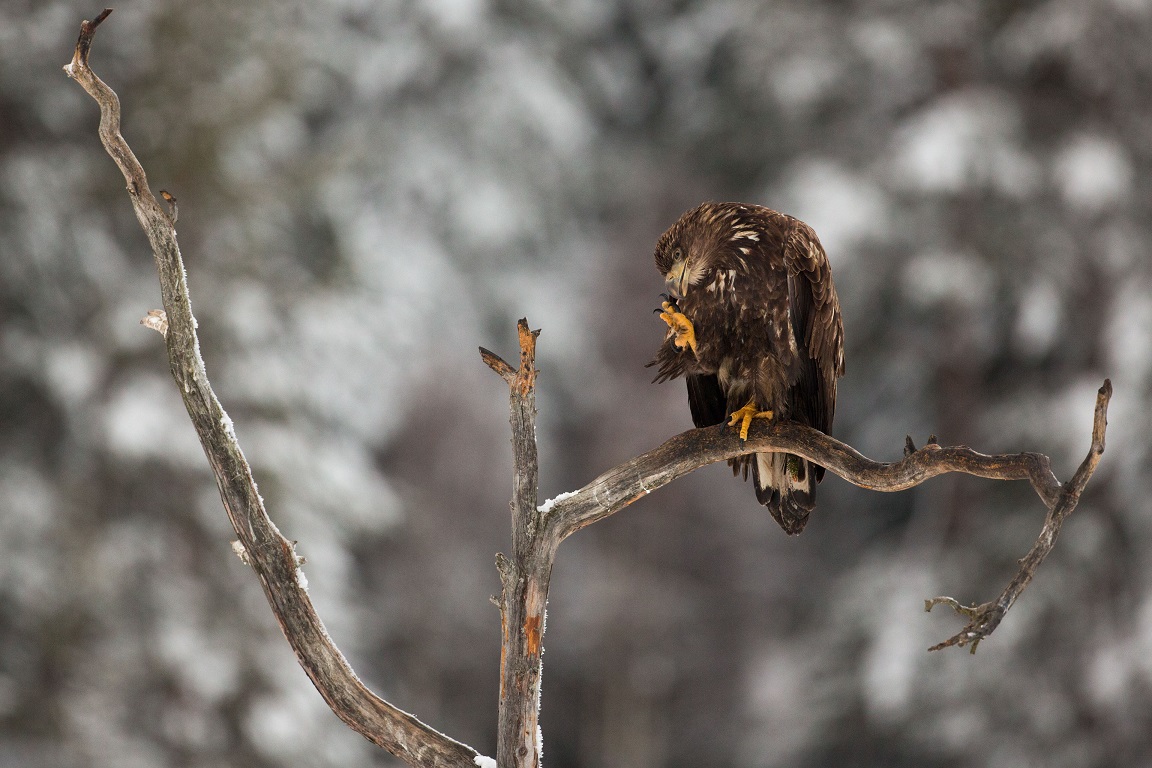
[{"x1": 648, "y1": 202, "x2": 845, "y2": 535}]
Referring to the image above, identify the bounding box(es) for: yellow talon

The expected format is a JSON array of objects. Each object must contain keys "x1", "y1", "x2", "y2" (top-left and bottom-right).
[
  {"x1": 727, "y1": 399, "x2": 774, "y2": 441},
  {"x1": 659, "y1": 301, "x2": 698, "y2": 357}
]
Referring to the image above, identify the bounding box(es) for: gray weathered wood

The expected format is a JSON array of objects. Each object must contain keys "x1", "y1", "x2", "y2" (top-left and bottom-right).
[
  {"x1": 487, "y1": 321, "x2": 550, "y2": 768},
  {"x1": 65, "y1": 11, "x2": 483, "y2": 768}
]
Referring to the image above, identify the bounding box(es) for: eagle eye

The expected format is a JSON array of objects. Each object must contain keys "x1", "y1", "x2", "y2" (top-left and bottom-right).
[{"x1": 671, "y1": 246, "x2": 684, "y2": 262}]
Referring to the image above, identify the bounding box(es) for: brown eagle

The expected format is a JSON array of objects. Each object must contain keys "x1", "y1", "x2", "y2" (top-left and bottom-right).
[{"x1": 649, "y1": 202, "x2": 845, "y2": 535}]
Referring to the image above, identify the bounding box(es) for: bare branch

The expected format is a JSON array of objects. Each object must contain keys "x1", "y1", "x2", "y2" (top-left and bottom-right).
[
  {"x1": 479, "y1": 346, "x2": 516, "y2": 382},
  {"x1": 541, "y1": 379, "x2": 1112, "y2": 651},
  {"x1": 924, "y1": 378, "x2": 1112, "y2": 651},
  {"x1": 65, "y1": 13, "x2": 480, "y2": 768},
  {"x1": 486, "y1": 320, "x2": 549, "y2": 768}
]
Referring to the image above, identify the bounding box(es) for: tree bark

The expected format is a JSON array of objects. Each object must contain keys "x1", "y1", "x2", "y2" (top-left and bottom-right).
[{"x1": 483, "y1": 322, "x2": 551, "y2": 768}]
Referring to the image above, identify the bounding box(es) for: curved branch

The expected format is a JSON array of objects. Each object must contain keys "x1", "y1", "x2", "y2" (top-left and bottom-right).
[
  {"x1": 541, "y1": 380, "x2": 1112, "y2": 651},
  {"x1": 924, "y1": 378, "x2": 1110, "y2": 652},
  {"x1": 64, "y1": 12, "x2": 480, "y2": 768}
]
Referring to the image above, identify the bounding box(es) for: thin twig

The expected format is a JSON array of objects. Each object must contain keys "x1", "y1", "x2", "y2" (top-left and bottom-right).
[
  {"x1": 479, "y1": 346, "x2": 516, "y2": 383},
  {"x1": 64, "y1": 12, "x2": 480, "y2": 767}
]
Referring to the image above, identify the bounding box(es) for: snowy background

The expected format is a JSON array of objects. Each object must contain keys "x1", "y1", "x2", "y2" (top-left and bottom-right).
[{"x1": 1, "y1": 1, "x2": 1150, "y2": 766}]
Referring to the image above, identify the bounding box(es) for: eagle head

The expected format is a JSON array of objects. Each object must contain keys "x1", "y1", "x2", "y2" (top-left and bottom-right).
[
  {"x1": 653, "y1": 202, "x2": 737, "y2": 298},
  {"x1": 654, "y1": 202, "x2": 723, "y2": 299}
]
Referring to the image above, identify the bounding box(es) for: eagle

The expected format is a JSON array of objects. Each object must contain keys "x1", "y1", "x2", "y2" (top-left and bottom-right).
[{"x1": 648, "y1": 202, "x2": 845, "y2": 535}]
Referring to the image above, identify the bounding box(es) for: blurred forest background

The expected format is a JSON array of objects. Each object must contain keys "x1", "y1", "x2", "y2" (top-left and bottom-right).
[{"x1": 1, "y1": 1, "x2": 1150, "y2": 766}]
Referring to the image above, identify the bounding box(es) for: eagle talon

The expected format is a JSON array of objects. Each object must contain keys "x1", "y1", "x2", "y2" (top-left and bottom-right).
[
  {"x1": 728, "y1": 399, "x2": 774, "y2": 441},
  {"x1": 658, "y1": 301, "x2": 698, "y2": 357}
]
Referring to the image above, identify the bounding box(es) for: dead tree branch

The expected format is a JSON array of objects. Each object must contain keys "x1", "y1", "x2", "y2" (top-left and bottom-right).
[
  {"x1": 481, "y1": 321, "x2": 548, "y2": 768},
  {"x1": 64, "y1": 11, "x2": 481, "y2": 768},
  {"x1": 479, "y1": 328, "x2": 1107, "y2": 764},
  {"x1": 524, "y1": 375, "x2": 1110, "y2": 653}
]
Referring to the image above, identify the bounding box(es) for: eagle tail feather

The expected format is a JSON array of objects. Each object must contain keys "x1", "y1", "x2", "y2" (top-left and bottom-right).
[{"x1": 752, "y1": 452, "x2": 815, "y2": 535}]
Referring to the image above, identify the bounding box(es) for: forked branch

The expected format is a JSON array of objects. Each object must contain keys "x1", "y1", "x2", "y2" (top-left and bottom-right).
[{"x1": 485, "y1": 324, "x2": 1110, "y2": 654}]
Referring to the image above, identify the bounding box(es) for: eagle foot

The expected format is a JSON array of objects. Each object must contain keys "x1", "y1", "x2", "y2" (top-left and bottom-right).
[
  {"x1": 728, "y1": 399, "x2": 774, "y2": 441},
  {"x1": 658, "y1": 301, "x2": 697, "y2": 357}
]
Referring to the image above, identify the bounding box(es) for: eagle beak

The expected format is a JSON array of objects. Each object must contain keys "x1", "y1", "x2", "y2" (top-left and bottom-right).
[{"x1": 665, "y1": 259, "x2": 690, "y2": 297}]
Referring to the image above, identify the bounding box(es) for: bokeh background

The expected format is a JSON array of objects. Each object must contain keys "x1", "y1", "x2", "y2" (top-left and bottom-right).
[{"x1": 1, "y1": 1, "x2": 1150, "y2": 766}]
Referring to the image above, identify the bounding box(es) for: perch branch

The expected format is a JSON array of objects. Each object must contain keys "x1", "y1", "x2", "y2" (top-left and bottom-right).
[
  {"x1": 533, "y1": 375, "x2": 1111, "y2": 653},
  {"x1": 65, "y1": 12, "x2": 480, "y2": 768}
]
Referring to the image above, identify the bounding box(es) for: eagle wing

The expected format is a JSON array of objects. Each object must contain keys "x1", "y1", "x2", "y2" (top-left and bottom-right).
[{"x1": 783, "y1": 221, "x2": 845, "y2": 481}]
